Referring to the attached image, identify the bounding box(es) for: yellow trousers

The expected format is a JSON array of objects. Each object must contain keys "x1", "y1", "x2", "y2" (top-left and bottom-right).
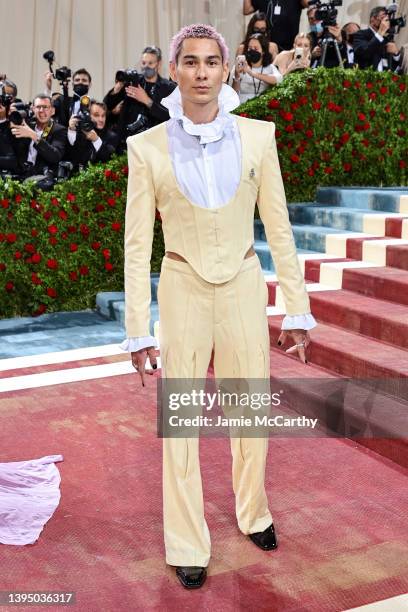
[{"x1": 158, "y1": 254, "x2": 273, "y2": 567}]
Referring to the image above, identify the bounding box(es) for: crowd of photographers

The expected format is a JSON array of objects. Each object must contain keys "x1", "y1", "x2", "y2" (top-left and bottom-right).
[{"x1": 0, "y1": 2, "x2": 406, "y2": 189}]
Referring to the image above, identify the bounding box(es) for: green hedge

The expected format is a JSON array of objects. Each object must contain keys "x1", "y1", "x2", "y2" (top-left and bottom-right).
[{"x1": 0, "y1": 69, "x2": 406, "y2": 317}]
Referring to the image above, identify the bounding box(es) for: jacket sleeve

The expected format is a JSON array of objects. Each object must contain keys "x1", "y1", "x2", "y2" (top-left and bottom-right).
[
  {"x1": 257, "y1": 122, "x2": 311, "y2": 316},
  {"x1": 124, "y1": 135, "x2": 157, "y2": 337},
  {"x1": 35, "y1": 126, "x2": 67, "y2": 163},
  {"x1": 353, "y1": 30, "x2": 382, "y2": 64}
]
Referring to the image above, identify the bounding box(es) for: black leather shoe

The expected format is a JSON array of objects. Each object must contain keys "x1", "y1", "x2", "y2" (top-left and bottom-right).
[
  {"x1": 176, "y1": 566, "x2": 207, "y2": 589},
  {"x1": 249, "y1": 523, "x2": 278, "y2": 550}
]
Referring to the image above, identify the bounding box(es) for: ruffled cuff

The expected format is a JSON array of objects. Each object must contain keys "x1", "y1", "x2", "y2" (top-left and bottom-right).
[
  {"x1": 281, "y1": 313, "x2": 317, "y2": 331},
  {"x1": 119, "y1": 336, "x2": 158, "y2": 352}
]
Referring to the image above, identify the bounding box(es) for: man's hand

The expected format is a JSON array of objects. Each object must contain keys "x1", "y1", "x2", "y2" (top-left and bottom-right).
[
  {"x1": 68, "y1": 116, "x2": 79, "y2": 131},
  {"x1": 131, "y1": 347, "x2": 158, "y2": 386},
  {"x1": 44, "y1": 71, "x2": 53, "y2": 91},
  {"x1": 328, "y1": 25, "x2": 342, "y2": 42},
  {"x1": 312, "y1": 45, "x2": 322, "y2": 58},
  {"x1": 10, "y1": 120, "x2": 37, "y2": 140},
  {"x1": 112, "y1": 100, "x2": 124, "y2": 115},
  {"x1": 277, "y1": 329, "x2": 311, "y2": 364},
  {"x1": 386, "y1": 42, "x2": 399, "y2": 55},
  {"x1": 83, "y1": 129, "x2": 99, "y2": 142},
  {"x1": 378, "y1": 16, "x2": 390, "y2": 38},
  {"x1": 113, "y1": 80, "x2": 125, "y2": 94},
  {"x1": 125, "y1": 84, "x2": 152, "y2": 106}
]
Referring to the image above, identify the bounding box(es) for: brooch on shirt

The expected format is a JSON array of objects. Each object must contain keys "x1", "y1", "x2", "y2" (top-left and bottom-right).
[{"x1": 249, "y1": 168, "x2": 255, "y2": 179}]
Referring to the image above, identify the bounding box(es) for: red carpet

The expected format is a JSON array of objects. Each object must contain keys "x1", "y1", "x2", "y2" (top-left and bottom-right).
[{"x1": 1, "y1": 364, "x2": 407, "y2": 611}]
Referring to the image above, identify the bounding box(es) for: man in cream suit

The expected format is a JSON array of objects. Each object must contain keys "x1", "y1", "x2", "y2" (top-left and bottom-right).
[{"x1": 122, "y1": 24, "x2": 316, "y2": 589}]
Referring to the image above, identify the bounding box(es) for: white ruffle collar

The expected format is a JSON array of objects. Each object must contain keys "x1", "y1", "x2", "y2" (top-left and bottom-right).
[{"x1": 161, "y1": 83, "x2": 240, "y2": 144}]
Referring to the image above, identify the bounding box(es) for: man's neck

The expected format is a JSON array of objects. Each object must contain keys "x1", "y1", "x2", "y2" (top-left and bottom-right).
[
  {"x1": 145, "y1": 74, "x2": 158, "y2": 84},
  {"x1": 36, "y1": 121, "x2": 48, "y2": 130},
  {"x1": 181, "y1": 100, "x2": 219, "y2": 125}
]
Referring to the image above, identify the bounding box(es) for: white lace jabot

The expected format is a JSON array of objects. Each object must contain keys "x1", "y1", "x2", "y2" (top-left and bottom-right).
[{"x1": 161, "y1": 83, "x2": 241, "y2": 144}]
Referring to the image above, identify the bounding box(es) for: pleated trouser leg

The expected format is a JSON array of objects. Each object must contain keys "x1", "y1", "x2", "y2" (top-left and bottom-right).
[{"x1": 158, "y1": 255, "x2": 272, "y2": 567}]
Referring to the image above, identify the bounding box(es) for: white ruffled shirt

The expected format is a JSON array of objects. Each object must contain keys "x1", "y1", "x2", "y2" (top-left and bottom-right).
[{"x1": 120, "y1": 84, "x2": 316, "y2": 353}]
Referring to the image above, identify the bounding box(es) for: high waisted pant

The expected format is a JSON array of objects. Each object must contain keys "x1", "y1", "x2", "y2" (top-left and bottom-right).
[{"x1": 158, "y1": 254, "x2": 273, "y2": 567}]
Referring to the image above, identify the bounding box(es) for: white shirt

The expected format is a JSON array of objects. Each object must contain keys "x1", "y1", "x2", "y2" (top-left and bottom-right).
[
  {"x1": 370, "y1": 27, "x2": 400, "y2": 71},
  {"x1": 27, "y1": 125, "x2": 44, "y2": 165},
  {"x1": 230, "y1": 64, "x2": 283, "y2": 104},
  {"x1": 120, "y1": 84, "x2": 316, "y2": 353},
  {"x1": 67, "y1": 129, "x2": 103, "y2": 152}
]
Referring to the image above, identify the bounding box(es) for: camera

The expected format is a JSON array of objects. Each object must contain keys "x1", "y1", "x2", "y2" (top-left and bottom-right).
[
  {"x1": 115, "y1": 69, "x2": 144, "y2": 87},
  {"x1": 385, "y1": 3, "x2": 406, "y2": 38},
  {"x1": 8, "y1": 102, "x2": 32, "y2": 125},
  {"x1": 75, "y1": 95, "x2": 96, "y2": 133},
  {"x1": 126, "y1": 113, "x2": 149, "y2": 135},
  {"x1": 308, "y1": 0, "x2": 342, "y2": 27},
  {"x1": 43, "y1": 50, "x2": 72, "y2": 83}
]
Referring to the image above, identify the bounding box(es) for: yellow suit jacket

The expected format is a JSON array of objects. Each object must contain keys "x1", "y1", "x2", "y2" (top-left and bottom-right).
[{"x1": 124, "y1": 115, "x2": 311, "y2": 337}]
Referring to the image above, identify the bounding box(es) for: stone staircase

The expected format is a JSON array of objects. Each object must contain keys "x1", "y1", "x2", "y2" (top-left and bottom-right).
[{"x1": 96, "y1": 186, "x2": 408, "y2": 467}]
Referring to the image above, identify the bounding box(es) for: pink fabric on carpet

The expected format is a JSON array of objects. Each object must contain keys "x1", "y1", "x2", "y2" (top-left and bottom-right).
[{"x1": 0, "y1": 455, "x2": 63, "y2": 545}]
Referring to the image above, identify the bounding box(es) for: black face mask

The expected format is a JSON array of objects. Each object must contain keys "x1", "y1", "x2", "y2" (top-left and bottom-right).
[
  {"x1": 246, "y1": 49, "x2": 262, "y2": 64},
  {"x1": 253, "y1": 28, "x2": 267, "y2": 35},
  {"x1": 73, "y1": 84, "x2": 89, "y2": 97}
]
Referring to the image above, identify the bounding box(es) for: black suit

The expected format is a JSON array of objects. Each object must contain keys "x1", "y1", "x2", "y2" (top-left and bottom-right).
[
  {"x1": 353, "y1": 28, "x2": 400, "y2": 71},
  {"x1": 53, "y1": 95, "x2": 82, "y2": 126},
  {"x1": 0, "y1": 120, "x2": 20, "y2": 174},
  {"x1": 104, "y1": 74, "x2": 176, "y2": 151},
  {"x1": 67, "y1": 127, "x2": 119, "y2": 171},
  {"x1": 15, "y1": 120, "x2": 67, "y2": 176}
]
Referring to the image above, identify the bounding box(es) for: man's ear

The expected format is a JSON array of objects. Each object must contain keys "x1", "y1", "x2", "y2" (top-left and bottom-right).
[
  {"x1": 169, "y1": 62, "x2": 178, "y2": 82},
  {"x1": 222, "y1": 62, "x2": 229, "y2": 82}
]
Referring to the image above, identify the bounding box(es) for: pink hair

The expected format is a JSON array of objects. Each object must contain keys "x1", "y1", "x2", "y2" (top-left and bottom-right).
[{"x1": 169, "y1": 24, "x2": 229, "y2": 64}]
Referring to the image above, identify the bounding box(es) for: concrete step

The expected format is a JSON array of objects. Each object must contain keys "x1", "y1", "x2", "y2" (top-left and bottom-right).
[
  {"x1": 110, "y1": 300, "x2": 159, "y2": 335},
  {"x1": 291, "y1": 224, "x2": 371, "y2": 254},
  {"x1": 288, "y1": 203, "x2": 408, "y2": 236},
  {"x1": 308, "y1": 289, "x2": 408, "y2": 349},
  {"x1": 316, "y1": 187, "x2": 408, "y2": 212},
  {"x1": 268, "y1": 315, "x2": 408, "y2": 399}
]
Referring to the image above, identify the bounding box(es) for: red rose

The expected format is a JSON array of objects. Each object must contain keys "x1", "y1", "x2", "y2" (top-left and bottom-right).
[
  {"x1": 51, "y1": 197, "x2": 59, "y2": 206},
  {"x1": 31, "y1": 229, "x2": 38, "y2": 237},
  {"x1": 47, "y1": 259, "x2": 58, "y2": 270},
  {"x1": 104, "y1": 169, "x2": 112, "y2": 178},
  {"x1": 290, "y1": 154, "x2": 300, "y2": 163},
  {"x1": 239, "y1": 112, "x2": 249, "y2": 118},
  {"x1": 294, "y1": 121, "x2": 304, "y2": 131},
  {"x1": 327, "y1": 101, "x2": 337, "y2": 111},
  {"x1": 340, "y1": 133, "x2": 350, "y2": 144},
  {"x1": 275, "y1": 129, "x2": 281, "y2": 138},
  {"x1": 324, "y1": 167, "x2": 333, "y2": 174},
  {"x1": 264, "y1": 115, "x2": 274, "y2": 122},
  {"x1": 5, "y1": 281, "x2": 14, "y2": 292},
  {"x1": 48, "y1": 225, "x2": 58, "y2": 234},
  {"x1": 111, "y1": 222, "x2": 121, "y2": 231},
  {"x1": 105, "y1": 262, "x2": 114, "y2": 271},
  {"x1": 95, "y1": 204, "x2": 105, "y2": 212},
  {"x1": 15, "y1": 194, "x2": 22, "y2": 203},
  {"x1": 102, "y1": 248, "x2": 111, "y2": 259},
  {"x1": 362, "y1": 139, "x2": 369, "y2": 147},
  {"x1": 24, "y1": 243, "x2": 35, "y2": 253},
  {"x1": 307, "y1": 168, "x2": 315, "y2": 176},
  {"x1": 343, "y1": 163, "x2": 352, "y2": 172},
  {"x1": 358, "y1": 112, "x2": 366, "y2": 121},
  {"x1": 366, "y1": 82, "x2": 373, "y2": 89},
  {"x1": 285, "y1": 125, "x2": 294, "y2": 133},
  {"x1": 399, "y1": 160, "x2": 407, "y2": 169},
  {"x1": 399, "y1": 83, "x2": 406, "y2": 92},
  {"x1": 98, "y1": 222, "x2": 106, "y2": 229},
  {"x1": 1, "y1": 199, "x2": 9, "y2": 208},
  {"x1": 268, "y1": 99, "x2": 280, "y2": 109},
  {"x1": 114, "y1": 190, "x2": 122, "y2": 197},
  {"x1": 343, "y1": 80, "x2": 351, "y2": 88},
  {"x1": 79, "y1": 265, "x2": 89, "y2": 276},
  {"x1": 312, "y1": 102, "x2": 321, "y2": 110},
  {"x1": 385, "y1": 105, "x2": 391, "y2": 113},
  {"x1": 31, "y1": 253, "x2": 41, "y2": 264},
  {"x1": 92, "y1": 242, "x2": 101, "y2": 250},
  {"x1": 33, "y1": 303, "x2": 47, "y2": 316},
  {"x1": 70, "y1": 243, "x2": 78, "y2": 252},
  {"x1": 67, "y1": 225, "x2": 77, "y2": 234},
  {"x1": 122, "y1": 166, "x2": 128, "y2": 176},
  {"x1": 47, "y1": 287, "x2": 57, "y2": 298},
  {"x1": 397, "y1": 129, "x2": 406, "y2": 137},
  {"x1": 69, "y1": 271, "x2": 78, "y2": 281},
  {"x1": 379, "y1": 86, "x2": 387, "y2": 95},
  {"x1": 369, "y1": 92, "x2": 377, "y2": 101},
  {"x1": 305, "y1": 130, "x2": 313, "y2": 139},
  {"x1": 282, "y1": 112, "x2": 294, "y2": 122},
  {"x1": 31, "y1": 273, "x2": 42, "y2": 285},
  {"x1": 66, "y1": 193, "x2": 76, "y2": 202},
  {"x1": 49, "y1": 237, "x2": 58, "y2": 245},
  {"x1": 369, "y1": 110, "x2": 376, "y2": 118},
  {"x1": 400, "y1": 113, "x2": 406, "y2": 121},
  {"x1": 80, "y1": 224, "x2": 90, "y2": 235},
  {"x1": 291, "y1": 103, "x2": 299, "y2": 111},
  {"x1": 107, "y1": 197, "x2": 116, "y2": 206},
  {"x1": 298, "y1": 96, "x2": 308, "y2": 106},
  {"x1": 31, "y1": 200, "x2": 41, "y2": 212},
  {"x1": 7, "y1": 233, "x2": 17, "y2": 243},
  {"x1": 14, "y1": 251, "x2": 22, "y2": 260},
  {"x1": 7, "y1": 212, "x2": 13, "y2": 220},
  {"x1": 59, "y1": 210, "x2": 68, "y2": 220}
]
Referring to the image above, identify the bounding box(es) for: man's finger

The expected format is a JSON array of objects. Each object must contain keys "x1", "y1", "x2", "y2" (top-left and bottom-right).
[
  {"x1": 277, "y1": 331, "x2": 288, "y2": 346},
  {"x1": 147, "y1": 347, "x2": 158, "y2": 370}
]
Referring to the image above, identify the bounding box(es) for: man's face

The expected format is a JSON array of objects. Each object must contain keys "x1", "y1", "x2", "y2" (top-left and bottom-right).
[
  {"x1": 33, "y1": 97, "x2": 54, "y2": 124},
  {"x1": 253, "y1": 20, "x2": 267, "y2": 35},
  {"x1": 73, "y1": 73, "x2": 91, "y2": 87},
  {"x1": 169, "y1": 38, "x2": 229, "y2": 107},
  {"x1": 90, "y1": 105, "x2": 106, "y2": 130},
  {"x1": 371, "y1": 10, "x2": 387, "y2": 30},
  {"x1": 141, "y1": 53, "x2": 160, "y2": 73},
  {"x1": 345, "y1": 23, "x2": 360, "y2": 42},
  {"x1": 0, "y1": 85, "x2": 15, "y2": 118}
]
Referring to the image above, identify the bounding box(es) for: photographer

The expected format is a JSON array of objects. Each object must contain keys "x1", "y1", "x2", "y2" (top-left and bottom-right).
[
  {"x1": 104, "y1": 46, "x2": 176, "y2": 152},
  {"x1": 236, "y1": 12, "x2": 279, "y2": 61},
  {"x1": 243, "y1": 0, "x2": 309, "y2": 51},
  {"x1": 10, "y1": 94, "x2": 66, "y2": 177},
  {"x1": 0, "y1": 79, "x2": 21, "y2": 175},
  {"x1": 274, "y1": 33, "x2": 312, "y2": 76},
  {"x1": 353, "y1": 7, "x2": 401, "y2": 71},
  {"x1": 44, "y1": 68, "x2": 93, "y2": 126},
  {"x1": 66, "y1": 100, "x2": 118, "y2": 172},
  {"x1": 230, "y1": 33, "x2": 282, "y2": 104},
  {"x1": 341, "y1": 22, "x2": 361, "y2": 68},
  {"x1": 308, "y1": 6, "x2": 344, "y2": 68}
]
